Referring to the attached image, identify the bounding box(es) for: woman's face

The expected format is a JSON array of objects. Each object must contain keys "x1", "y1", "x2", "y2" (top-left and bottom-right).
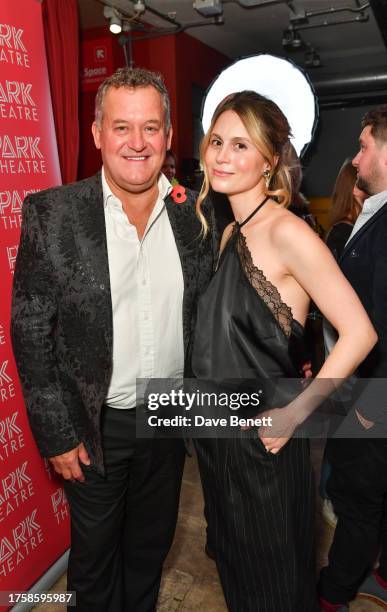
[
  {"x1": 204, "y1": 110, "x2": 268, "y2": 198},
  {"x1": 162, "y1": 154, "x2": 176, "y2": 182}
]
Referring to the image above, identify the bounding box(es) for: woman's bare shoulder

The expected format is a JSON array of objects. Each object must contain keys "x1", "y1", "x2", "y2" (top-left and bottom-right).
[{"x1": 270, "y1": 207, "x2": 321, "y2": 246}]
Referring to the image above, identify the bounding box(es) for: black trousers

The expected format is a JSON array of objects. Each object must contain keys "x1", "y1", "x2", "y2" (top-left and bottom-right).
[
  {"x1": 319, "y1": 437, "x2": 387, "y2": 603},
  {"x1": 63, "y1": 406, "x2": 185, "y2": 612},
  {"x1": 195, "y1": 434, "x2": 318, "y2": 612}
]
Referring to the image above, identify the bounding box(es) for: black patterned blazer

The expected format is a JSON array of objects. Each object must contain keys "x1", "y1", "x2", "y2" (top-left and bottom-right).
[{"x1": 11, "y1": 172, "x2": 217, "y2": 473}]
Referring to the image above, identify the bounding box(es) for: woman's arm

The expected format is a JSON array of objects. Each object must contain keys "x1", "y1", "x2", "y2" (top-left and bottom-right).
[
  {"x1": 260, "y1": 215, "x2": 377, "y2": 452},
  {"x1": 277, "y1": 215, "x2": 376, "y2": 379}
]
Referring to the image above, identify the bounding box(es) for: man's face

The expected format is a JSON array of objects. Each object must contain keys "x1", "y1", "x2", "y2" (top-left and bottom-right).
[
  {"x1": 352, "y1": 125, "x2": 387, "y2": 196},
  {"x1": 92, "y1": 85, "x2": 172, "y2": 195}
]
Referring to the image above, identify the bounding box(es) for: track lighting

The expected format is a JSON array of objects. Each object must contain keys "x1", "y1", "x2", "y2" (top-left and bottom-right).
[
  {"x1": 304, "y1": 46, "x2": 321, "y2": 68},
  {"x1": 109, "y1": 15, "x2": 122, "y2": 34},
  {"x1": 282, "y1": 27, "x2": 303, "y2": 49},
  {"x1": 193, "y1": 0, "x2": 223, "y2": 17},
  {"x1": 133, "y1": 1, "x2": 146, "y2": 12},
  {"x1": 103, "y1": 6, "x2": 122, "y2": 35}
]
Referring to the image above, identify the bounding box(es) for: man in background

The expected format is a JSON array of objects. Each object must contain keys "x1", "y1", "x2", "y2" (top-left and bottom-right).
[{"x1": 319, "y1": 106, "x2": 387, "y2": 611}]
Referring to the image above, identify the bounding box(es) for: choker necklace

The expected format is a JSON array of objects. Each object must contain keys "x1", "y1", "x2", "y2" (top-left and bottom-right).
[{"x1": 237, "y1": 196, "x2": 270, "y2": 228}]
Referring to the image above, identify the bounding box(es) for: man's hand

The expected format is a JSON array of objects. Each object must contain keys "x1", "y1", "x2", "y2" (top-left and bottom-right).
[
  {"x1": 49, "y1": 443, "x2": 91, "y2": 482},
  {"x1": 355, "y1": 409, "x2": 375, "y2": 430},
  {"x1": 259, "y1": 407, "x2": 298, "y2": 454}
]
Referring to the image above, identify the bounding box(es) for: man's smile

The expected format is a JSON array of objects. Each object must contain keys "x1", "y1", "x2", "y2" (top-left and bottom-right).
[{"x1": 122, "y1": 155, "x2": 148, "y2": 161}]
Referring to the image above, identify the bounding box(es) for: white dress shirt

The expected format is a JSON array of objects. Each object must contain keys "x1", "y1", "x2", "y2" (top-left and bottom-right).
[
  {"x1": 346, "y1": 189, "x2": 387, "y2": 243},
  {"x1": 102, "y1": 169, "x2": 184, "y2": 409}
]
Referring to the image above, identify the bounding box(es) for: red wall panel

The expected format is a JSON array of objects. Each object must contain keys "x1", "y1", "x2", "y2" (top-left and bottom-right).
[{"x1": 0, "y1": 2, "x2": 69, "y2": 607}]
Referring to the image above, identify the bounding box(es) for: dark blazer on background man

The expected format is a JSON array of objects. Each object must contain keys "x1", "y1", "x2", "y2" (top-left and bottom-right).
[
  {"x1": 339, "y1": 200, "x2": 387, "y2": 425},
  {"x1": 11, "y1": 172, "x2": 217, "y2": 473}
]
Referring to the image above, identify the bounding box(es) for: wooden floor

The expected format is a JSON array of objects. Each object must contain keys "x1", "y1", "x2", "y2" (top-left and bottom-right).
[{"x1": 34, "y1": 441, "x2": 384, "y2": 611}]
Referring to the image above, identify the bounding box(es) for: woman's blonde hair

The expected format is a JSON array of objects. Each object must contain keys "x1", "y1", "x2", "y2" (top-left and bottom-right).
[
  {"x1": 329, "y1": 159, "x2": 362, "y2": 228},
  {"x1": 196, "y1": 90, "x2": 293, "y2": 234}
]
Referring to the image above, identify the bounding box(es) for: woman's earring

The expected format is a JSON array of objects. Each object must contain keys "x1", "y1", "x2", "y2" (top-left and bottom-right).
[{"x1": 263, "y1": 169, "x2": 271, "y2": 189}]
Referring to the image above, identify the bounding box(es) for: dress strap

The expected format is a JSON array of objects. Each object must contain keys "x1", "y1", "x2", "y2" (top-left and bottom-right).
[{"x1": 237, "y1": 196, "x2": 269, "y2": 228}]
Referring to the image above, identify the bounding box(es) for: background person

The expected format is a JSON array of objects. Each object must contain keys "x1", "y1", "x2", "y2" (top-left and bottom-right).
[
  {"x1": 320, "y1": 158, "x2": 367, "y2": 527},
  {"x1": 319, "y1": 105, "x2": 387, "y2": 612},
  {"x1": 162, "y1": 148, "x2": 179, "y2": 184},
  {"x1": 287, "y1": 143, "x2": 319, "y2": 232},
  {"x1": 325, "y1": 158, "x2": 367, "y2": 259}
]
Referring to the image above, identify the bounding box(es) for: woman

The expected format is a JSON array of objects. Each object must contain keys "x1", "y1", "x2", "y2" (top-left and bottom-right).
[
  {"x1": 162, "y1": 149, "x2": 179, "y2": 185},
  {"x1": 325, "y1": 158, "x2": 367, "y2": 260},
  {"x1": 190, "y1": 91, "x2": 376, "y2": 612},
  {"x1": 287, "y1": 143, "x2": 319, "y2": 232}
]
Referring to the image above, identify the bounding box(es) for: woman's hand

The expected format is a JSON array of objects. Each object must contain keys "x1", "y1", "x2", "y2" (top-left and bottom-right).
[
  {"x1": 258, "y1": 406, "x2": 298, "y2": 454},
  {"x1": 355, "y1": 409, "x2": 374, "y2": 430}
]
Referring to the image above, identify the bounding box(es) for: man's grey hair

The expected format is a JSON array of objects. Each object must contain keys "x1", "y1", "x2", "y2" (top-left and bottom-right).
[{"x1": 94, "y1": 67, "x2": 171, "y2": 132}]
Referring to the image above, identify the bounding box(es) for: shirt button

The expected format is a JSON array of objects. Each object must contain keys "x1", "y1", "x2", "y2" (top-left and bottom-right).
[
  {"x1": 100, "y1": 284, "x2": 105, "y2": 290},
  {"x1": 142, "y1": 279, "x2": 147, "y2": 286}
]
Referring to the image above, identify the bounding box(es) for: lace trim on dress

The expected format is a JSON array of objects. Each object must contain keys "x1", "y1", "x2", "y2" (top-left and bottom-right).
[{"x1": 236, "y1": 229, "x2": 293, "y2": 337}]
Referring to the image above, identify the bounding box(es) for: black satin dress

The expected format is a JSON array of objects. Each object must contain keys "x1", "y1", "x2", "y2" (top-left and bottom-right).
[{"x1": 190, "y1": 201, "x2": 318, "y2": 612}]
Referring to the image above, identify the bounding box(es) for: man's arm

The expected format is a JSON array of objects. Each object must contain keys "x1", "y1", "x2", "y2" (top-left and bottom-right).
[{"x1": 11, "y1": 195, "x2": 81, "y2": 459}]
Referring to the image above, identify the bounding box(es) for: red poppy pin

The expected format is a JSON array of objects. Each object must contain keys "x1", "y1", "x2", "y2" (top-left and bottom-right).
[{"x1": 171, "y1": 184, "x2": 187, "y2": 204}]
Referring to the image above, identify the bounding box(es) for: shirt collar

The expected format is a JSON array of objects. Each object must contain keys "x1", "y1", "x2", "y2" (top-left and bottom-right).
[
  {"x1": 361, "y1": 189, "x2": 387, "y2": 216},
  {"x1": 101, "y1": 167, "x2": 173, "y2": 209}
]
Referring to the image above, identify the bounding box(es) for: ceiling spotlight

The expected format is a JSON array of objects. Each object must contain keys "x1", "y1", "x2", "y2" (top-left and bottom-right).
[
  {"x1": 282, "y1": 27, "x2": 303, "y2": 49},
  {"x1": 133, "y1": 1, "x2": 146, "y2": 13},
  {"x1": 305, "y1": 46, "x2": 321, "y2": 68},
  {"x1": 292, "y1": 33, "x2": 302, "y2": 49},
  {"x1": 110, "y1": 16, "x2": 122, "y2": 34},
  {"x1": 193, "y1": 0, "x2": 223, "y2": 17},
  {"x1": 103, "y1": 6, "x2": 122, "y2": 34}
]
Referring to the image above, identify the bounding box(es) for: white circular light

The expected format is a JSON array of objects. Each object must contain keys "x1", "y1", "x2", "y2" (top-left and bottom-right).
[
  {"x1": 202, "y1": 54, "x2": 318, "y2": 157},
  {"x1": 109, "y1": 17, "x2": 122, "y2": 34}
]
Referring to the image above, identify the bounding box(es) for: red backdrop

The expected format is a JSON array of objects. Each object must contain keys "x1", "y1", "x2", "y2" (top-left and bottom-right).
[{"x1": 0, "y1": 1, "x2": 69, "y2": 608}]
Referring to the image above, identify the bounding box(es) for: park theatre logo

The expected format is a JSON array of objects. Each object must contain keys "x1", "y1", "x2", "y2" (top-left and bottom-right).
[
  {"x1": 0, "y1": 23, "x2": 30, "y2": 68},
  {"x1": 0, "y1": 411, "x2": 25, "y2": 462},
  {"x1": 0, "y1": 461, "x2": 34, "y2": 524},
  {"x1": 0, "y1": 509, "x2": 43, "y2": 578},
  {"x1": 51, "y1": 487, "x2": 68, "y2": 525},
  {"x1": 0, "y1": 359, "x2": 15, "y2": 403}
]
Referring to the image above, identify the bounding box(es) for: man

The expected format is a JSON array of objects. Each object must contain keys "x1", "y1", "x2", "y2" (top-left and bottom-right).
[
  {"x1": 11, "y1": 67, "x2": 216, "y2": 611},
  {"x1": 319, "y1": 106, "x2": 387, "y2": 611}
]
